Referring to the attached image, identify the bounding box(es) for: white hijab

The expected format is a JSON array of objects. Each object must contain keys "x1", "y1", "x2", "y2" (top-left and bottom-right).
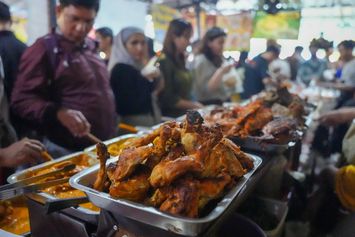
[{"x1": 108, "y1": 27, "x2": 145, "y2": 72}]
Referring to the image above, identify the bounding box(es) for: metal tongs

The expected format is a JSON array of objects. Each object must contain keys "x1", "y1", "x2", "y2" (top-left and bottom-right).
[{"x1": 0, "y1": 164, "x2": 76, "y2": 200}]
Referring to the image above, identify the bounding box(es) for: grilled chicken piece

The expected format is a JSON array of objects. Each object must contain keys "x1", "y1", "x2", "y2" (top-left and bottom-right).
[
  {"x1": 260, "y1": 117, "x2": 299, "y2": 144},
  {"x1": 149, "y1": 155, "x2": 203, "y2": 188},
  {"x1": 201, "y1": 142, "x2": 246, "y2": 179},
  {"x1": 262, "y1": 117, "x2": 297, "y2": 136},
  {"x1": 93, "y1": 143, "x2": 110, "y2": 191},
  {"x1": 122, "y1": 121, "x2": 179, "y2": 149},
  {"x1": 112, "y1": 145, "x2": 153, "y2": 181},
  {"x1": 145, "y1": 187, "x2": 172, "y2": 207},
  {"x1": 109, "y1": 166, "x2": 151, "y2": 202},
  {"x1": 235, "y1": 99, "x2": 263, "y2": 125},
  {"x1": 241, "y1": 107, "x2": 273, "y2": 136},
  {"x1": 221, "y1": 138, "x2": 254, "y2": 171},
  {"x1": 159, "y1": 177, "x2": 200, "y2": 218},
  {"x1": 198, "y1": 173, "x2": 232, "y2": 209}
]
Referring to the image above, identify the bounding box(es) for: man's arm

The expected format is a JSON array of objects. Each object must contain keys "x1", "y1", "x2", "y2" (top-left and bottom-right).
[
  {"x1": 317, "y1": 107, "x2": 355, "y2": 126},
  {"x1": 11, "y1": 39, "x2": 59, "y2": 125},
  {"x1": 318, "y1": 81, "x2": 355, "y2": 92},
  {"x1": 11, "y1": 39, "x2": 90, "y2": 137}
]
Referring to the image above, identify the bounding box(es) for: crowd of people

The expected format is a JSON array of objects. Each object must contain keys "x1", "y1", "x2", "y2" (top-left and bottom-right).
[{"x1": 0, "y1": 0, "x2": 354, "y2": 235}]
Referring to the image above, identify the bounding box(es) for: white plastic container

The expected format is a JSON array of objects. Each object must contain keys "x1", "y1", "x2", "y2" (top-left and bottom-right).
[{"x1": 260, "y1": 197, "x2": 289, "y2": 237}]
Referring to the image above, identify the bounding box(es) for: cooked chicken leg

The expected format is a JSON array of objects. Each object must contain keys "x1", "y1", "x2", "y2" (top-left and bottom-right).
[{"x1": 93, "y1": 143, "x2": 110, "y2": 191}]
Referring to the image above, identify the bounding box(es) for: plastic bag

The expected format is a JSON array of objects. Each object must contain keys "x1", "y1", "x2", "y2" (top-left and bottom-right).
[{"x1": 222, "y1": 61, "x2": 244, "y2": 95}]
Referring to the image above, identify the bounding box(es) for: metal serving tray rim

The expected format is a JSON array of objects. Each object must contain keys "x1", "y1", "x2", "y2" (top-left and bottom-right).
[
  {"x1": 84, "y1": 134, "x2": 138, "y2": 154},
  {"x1": 69, "y1": 154, "x2": 262, "y2": 224},
  {"x1": 7, "y1": 151, "x2": 99, "y2": 215}
]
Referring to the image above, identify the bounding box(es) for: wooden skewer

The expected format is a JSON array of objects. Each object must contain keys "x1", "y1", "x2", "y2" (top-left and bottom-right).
[
  {"x1": 86, "y1": 133, "x2": 102, "y2": 144},
  {"x1": 41, "y1": 151, "x2": 54, "y2": 161},
  {"x1": 118, "y1": 123, "x2": 138, "y2": 133}
]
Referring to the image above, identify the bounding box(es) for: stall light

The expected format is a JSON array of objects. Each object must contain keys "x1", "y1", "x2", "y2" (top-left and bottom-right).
[
  {"x1": 99, "y1": 51, "x2": 106, "y2": 60},
  {"x1": 316, "y1": 49, "x2": 326, "y2": 59},
  {"x1": 329, "y1": 51, "x2": 340, "y2": 63},
  {"x1": 145, "y1": 14, "x2": 152, "y2": 21}
]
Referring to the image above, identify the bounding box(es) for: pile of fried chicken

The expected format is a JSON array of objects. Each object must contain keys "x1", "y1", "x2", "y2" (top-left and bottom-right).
[
  {"x1": 93, "y1": 110, "x2": 254, "y2": 218},
  {"x1": 204, "y1": 87, "x2": 307, "y2": 144}
]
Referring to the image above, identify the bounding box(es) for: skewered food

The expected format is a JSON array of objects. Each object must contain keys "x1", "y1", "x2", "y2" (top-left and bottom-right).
[{"x1": 93, "y1": 110, "x2": 254, "y2": 218}]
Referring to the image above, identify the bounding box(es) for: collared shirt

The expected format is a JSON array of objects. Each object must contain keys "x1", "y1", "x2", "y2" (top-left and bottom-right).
[
  {"x1": 297, "y1": 58, "x2": 327, "y2": 85},
  {"x1": 341, "y1": 58, "x2": 355, "y2": 87}
]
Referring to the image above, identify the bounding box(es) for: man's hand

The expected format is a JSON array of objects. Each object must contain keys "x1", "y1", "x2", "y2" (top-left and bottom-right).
[
  {"x1": 57, "y1": 108, "x2": 91, "y2": 137},
  {"x1": 317, "y1": 108, "x2": 355, "y2": 126},
  {"x1": 0, "y1": 138, "x2": 46, "y2": 167}
]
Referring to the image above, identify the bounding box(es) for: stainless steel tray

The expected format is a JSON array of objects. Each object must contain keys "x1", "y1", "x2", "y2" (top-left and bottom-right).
[
  {"x1": 7, "y1": 152, "x2": 100, "y2": 224},
  {"x1": 0, "y1": 229, "x2": 29, "y2": 237},
  {"x1": 0, "y1": 196, "x2": 31, "y2": 237},
  {"x1": 70, "y1": 154, "x2": 262, "y2": 236},
  {"x1": 84, "y1": 134, "x2": 137, "y2": 156}
]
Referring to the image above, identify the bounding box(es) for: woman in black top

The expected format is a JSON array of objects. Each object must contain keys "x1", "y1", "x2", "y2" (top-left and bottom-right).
[{"x1": 108, "y1": 27, "x2": 160, "y2": 127}]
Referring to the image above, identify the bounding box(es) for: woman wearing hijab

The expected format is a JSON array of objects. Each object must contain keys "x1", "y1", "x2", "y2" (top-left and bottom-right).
[
  {"x1": 108, "y1": 27, "x2": 160, "y2": 127},
  {"x1": 158, "y1": 19, "x2": 203, "y2": 118},
  {"x1": 192, "y1": 27, "x2": 233, "y2": 105}
]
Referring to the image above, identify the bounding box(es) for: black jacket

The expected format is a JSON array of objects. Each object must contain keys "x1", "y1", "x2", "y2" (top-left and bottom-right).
[
  {"x1": 0, "y1": 31, "x2": 26, "y2": 100},
  {"x1": 110, "y1": 63, "x2": 154, "y2": 116}
]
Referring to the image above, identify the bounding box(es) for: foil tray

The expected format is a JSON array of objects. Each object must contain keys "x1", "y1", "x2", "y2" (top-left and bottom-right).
[
  {"x1": 83, "y1": 134, "x2": 137, "y2": 156},
  {"x1": 70, "y1": 154, "x2": 262, "y2": 236},
  {"x1": 7, "y1": 152, "x2": 99, "y2": 224}
]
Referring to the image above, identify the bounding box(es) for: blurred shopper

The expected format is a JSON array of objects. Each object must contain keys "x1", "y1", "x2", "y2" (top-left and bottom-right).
[
  {"x1": 297, "y1": 40, "x2": 327, "y2": 86},
  {"x1": 307, "y1": 108, "x2": 355, "y2": 236},
  {"x1": 235, "y1": 51, "x2": 249, "y2": 69},
  {"x1": 108, "y1": 27, "x2": 161, "y2": 127},
  {"x1": 319, "y1": 40, "x2": 355, "y2": 106},
  {"x1": 11, "y1": 0, "x2": 116, "y2": 153},
  {"x1": 241, "y1": 45, "x2": 280, "y2": 99},
  {"x1": 146, "y1": 37, "x2": 156, "y2": 59},
  {"x1": 0, "y1": 1, "x2": 26, "y2": 100},
  {"x1": 286, "y1": 46, "x2": 304, "y2": 81},
  {"x1": 158, "y1": 19, "x2": 202, "y2": 117},
  {"x1": 192, "y1": 27, "x2": 233, "y2": 105},
  {"x1": 1, "y1": 56, "x2": 46, "y2": 184},
  {"x1": 95, "y1": 27, "x2": 113, "y2": 65}
]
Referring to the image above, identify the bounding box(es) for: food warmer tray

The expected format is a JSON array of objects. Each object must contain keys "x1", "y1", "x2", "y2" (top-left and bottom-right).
[
  {"x1": 7, "y1": 152, "x2": 99, "y2": 224},
  {"x1": 69, "y1": 154, "x2": 262, "y2": 236},
  {"x1": 84, "y1": 134, "x2": 137, "y2": 155}
]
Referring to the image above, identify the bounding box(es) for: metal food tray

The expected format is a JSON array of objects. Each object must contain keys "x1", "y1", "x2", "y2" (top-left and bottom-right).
[
  {"x1": 70, "y1": 154, "x2": 262, "y2": 236},
  {"x1": 0, "y1": 229, "x2": 29, "y2": 237},
  {"x1": 84, "y1": 134, "x2": 137, "y2": 155},
  {"x1": 0, "y1": 196, "x2": 31, "y2": 237},
  {"x1": 7, "y1": 152, "x2": 100, "y2": 224}
]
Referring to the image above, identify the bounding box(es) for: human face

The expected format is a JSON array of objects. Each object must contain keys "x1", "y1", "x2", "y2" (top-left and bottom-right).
[
  {"x1": 338, "y1": 45, "x2": 352, "y2": 60},
  {"x1": 174, "y1": 31, "x2": 192, "y2": 54},
  {"x1": 208, "y1": 36, "x2": 225, "y2": 57},
  {"x1": 125, "y1": 33, "x2": 146, "y2": 62},
  {"x1": 56, "y1": 5, "x2": 96, "y2": 43},
  {"x1": 95, "y1": 33, "x2": 112, "y2": 52}
]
